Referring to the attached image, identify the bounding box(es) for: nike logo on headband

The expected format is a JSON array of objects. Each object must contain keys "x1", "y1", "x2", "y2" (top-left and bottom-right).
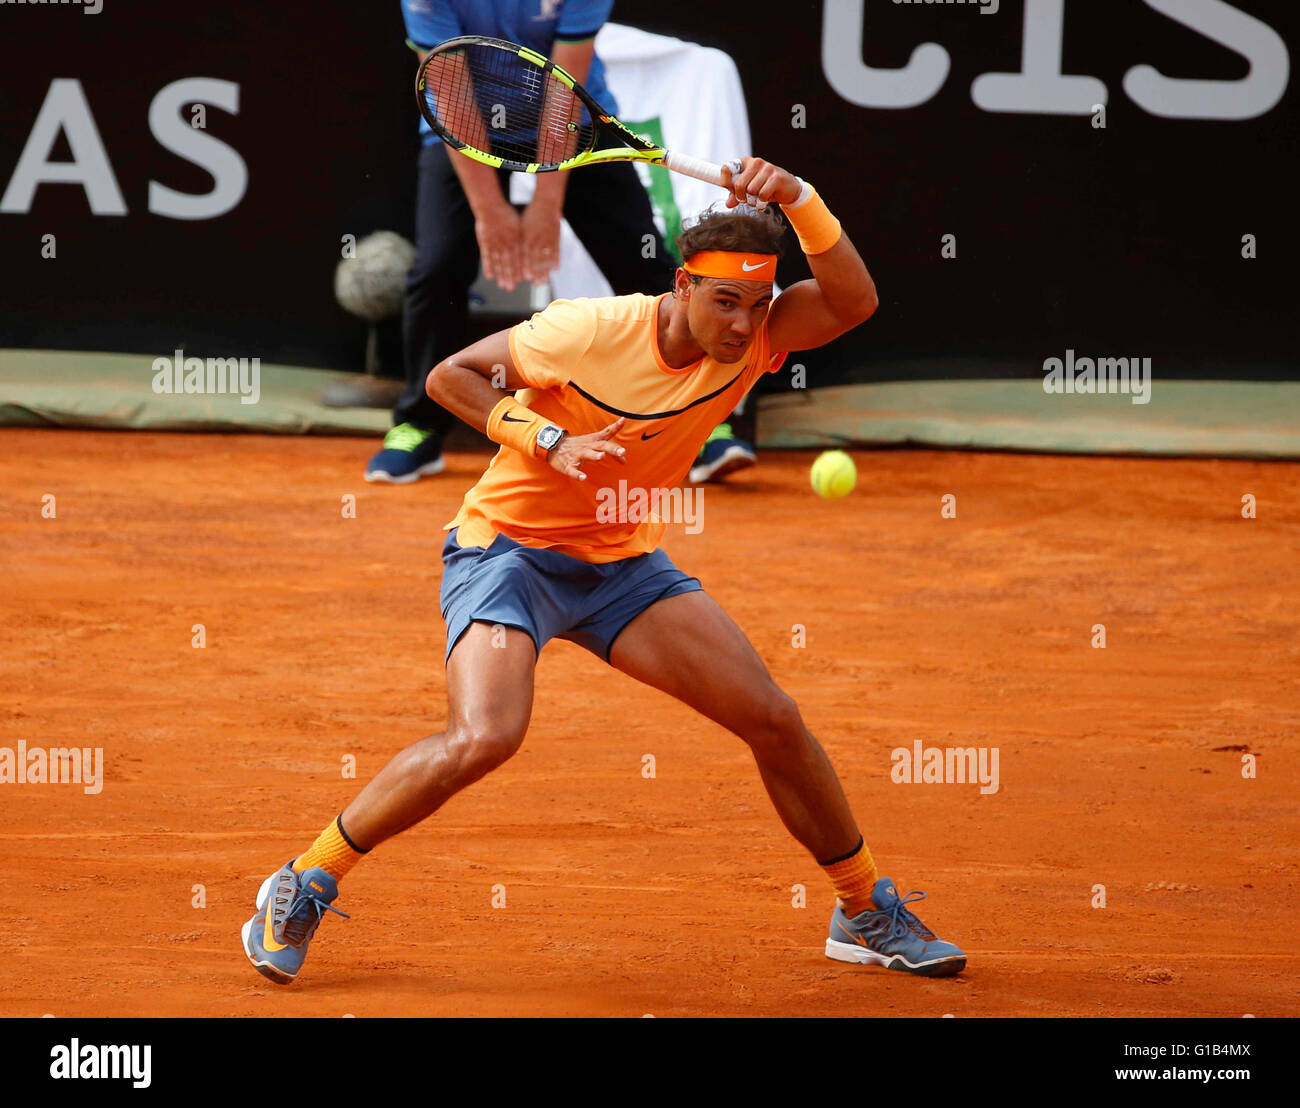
[{"x1": 741, "y1": 260, "x2": 767, "y2": 272}]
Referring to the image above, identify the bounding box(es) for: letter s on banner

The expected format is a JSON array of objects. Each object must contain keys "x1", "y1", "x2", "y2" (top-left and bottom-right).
[
  {"x1": 1125, "y1": 0, "x2": 1290, "y2": 121},
  {"x1": 148, "y1": 78, "x2": 248, "y2": 220}
]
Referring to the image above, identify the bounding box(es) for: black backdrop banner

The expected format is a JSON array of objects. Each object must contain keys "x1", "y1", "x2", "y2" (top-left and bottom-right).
[{"x1": 0, "y1": 1, "x2": 1295, "y2": 382}]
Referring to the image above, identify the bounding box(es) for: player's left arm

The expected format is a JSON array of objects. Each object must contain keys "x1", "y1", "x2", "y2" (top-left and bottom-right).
[
  {"x1": 726, "y1": 158, "x2": 879, "y2": 354},
  {"x1": 427, "y1": 326, "x2": 626, "y2": 481}
]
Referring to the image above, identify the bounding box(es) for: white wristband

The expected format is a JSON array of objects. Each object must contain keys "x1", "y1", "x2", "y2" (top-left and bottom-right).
[{"x1": 786, "y1": 177, "x2": 814, "y2": 209}]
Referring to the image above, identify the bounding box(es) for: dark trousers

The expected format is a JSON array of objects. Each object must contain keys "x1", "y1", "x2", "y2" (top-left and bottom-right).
[{"x1": 395, "y1": 141, "x2": 679, "y2": 432}]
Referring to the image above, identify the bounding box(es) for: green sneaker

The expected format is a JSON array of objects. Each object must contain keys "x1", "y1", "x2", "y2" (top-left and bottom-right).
[
  {"x1": 364, "y1": 423, "x2": 445, "y2": 484},
  {"x1": 688, "y1": 423, "x2": 756, "y2": 484}
]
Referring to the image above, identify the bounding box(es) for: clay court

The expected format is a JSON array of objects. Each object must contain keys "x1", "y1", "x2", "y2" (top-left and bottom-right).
[{"x1": 1, "y1": 430, "x2": 1296, "y2": 1017}]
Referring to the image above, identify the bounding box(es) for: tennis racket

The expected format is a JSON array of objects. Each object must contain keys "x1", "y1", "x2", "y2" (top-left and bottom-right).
[{"x1": 415, "y1": 35, "x2": 728, "y2": 187}]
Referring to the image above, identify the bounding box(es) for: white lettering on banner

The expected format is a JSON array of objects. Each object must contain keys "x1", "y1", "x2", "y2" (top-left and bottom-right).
[
  {"x1": 1, "y1": 78, "x2": 248, "y2": 220},
  {"x1": 972, "y1": 0, "x2": 1107, "y2": 115},
  {"x1": 821, "y1": 0, "x2": 950, "y2": 109},
  {"x1": 1124, "y1": 0, "x2": 1290, "y2": 121},
  {"x1": 821, "y1": 0, "x2": 1289, "y2": 120},
  {"x1": 148, "y1": 78, "x2": 248, "y2": 219},
  {"x1": 0, "y1": 79, "x2": 126, "y2": 214}
]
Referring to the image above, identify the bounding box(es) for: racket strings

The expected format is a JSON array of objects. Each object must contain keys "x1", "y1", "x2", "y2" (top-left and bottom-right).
[{"x1": 423, "y1": 44, "x2": 596, "y2": 167}]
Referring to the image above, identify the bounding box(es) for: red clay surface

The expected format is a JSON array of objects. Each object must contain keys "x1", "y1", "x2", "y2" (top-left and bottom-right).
[{"x1": 1, "y1": 429, "x2": 1297, "y2": 1017}]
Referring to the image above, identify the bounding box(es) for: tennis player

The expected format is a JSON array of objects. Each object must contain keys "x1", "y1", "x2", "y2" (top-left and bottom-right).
[{"x1": 243, "y1": 156, "x2": 967, "y2": 983}]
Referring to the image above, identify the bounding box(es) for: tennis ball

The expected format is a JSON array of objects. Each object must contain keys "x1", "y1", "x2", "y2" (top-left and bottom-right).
[{"x1": 810, "y1": 450, "x2": 856, "y2": 499}]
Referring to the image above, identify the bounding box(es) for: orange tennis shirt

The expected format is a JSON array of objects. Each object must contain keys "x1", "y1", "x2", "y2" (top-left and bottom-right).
[{"x1": 447, "y1": 292, "x2": 788, "y2": 563}]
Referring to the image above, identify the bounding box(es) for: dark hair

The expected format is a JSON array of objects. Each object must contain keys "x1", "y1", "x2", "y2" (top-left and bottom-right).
[{"x1": 675, "y1": 203, "x2": 786, "y2": 265}]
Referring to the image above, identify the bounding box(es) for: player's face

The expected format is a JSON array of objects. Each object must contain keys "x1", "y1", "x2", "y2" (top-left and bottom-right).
[{"x1": 684, "y1": 277, "x2": 773, "y2": 363}]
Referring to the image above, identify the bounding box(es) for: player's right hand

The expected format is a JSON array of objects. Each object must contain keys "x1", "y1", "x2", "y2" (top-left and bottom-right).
[
  {"x1": 722, "y1": 157, "x2": 802, "y2": 211},
  {"x1": 548, "y1": 418, "x2": 627, "y2": 482},
  {"x1": 476, "y1": 203, "x2": 525, "y2": 291}
]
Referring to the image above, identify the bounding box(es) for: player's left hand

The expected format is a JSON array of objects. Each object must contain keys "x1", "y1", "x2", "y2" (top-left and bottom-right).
[
  {"x1": 521, "y1": 200, "x2": 563, "y2": 282},
  {"x1": 721, "y1": 157, "x2": 802, "y2": 211}
]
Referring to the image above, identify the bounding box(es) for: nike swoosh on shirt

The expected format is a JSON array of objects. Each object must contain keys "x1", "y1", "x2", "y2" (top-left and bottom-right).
[{"x1": 641, "y1": 429, "x2": 666, "y2": 440}]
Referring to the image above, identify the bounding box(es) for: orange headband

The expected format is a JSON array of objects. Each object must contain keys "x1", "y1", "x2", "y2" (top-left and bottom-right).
[{"x1": 682, "y1": 251, "x2": 777, "y2": 282}]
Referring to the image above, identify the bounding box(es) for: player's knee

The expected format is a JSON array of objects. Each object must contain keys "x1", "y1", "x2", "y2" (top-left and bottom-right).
[
  {"x1": 445, "y1": 720, "x2": 525, "y2": 777},
  {"x1": 746, "y1": 687, "x2": 805, "y2": 754}
]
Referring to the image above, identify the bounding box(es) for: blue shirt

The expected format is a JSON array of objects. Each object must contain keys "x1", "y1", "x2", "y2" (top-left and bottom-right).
[{"x1": 402, "y1": 0, "x2": 618, "y2": 147}]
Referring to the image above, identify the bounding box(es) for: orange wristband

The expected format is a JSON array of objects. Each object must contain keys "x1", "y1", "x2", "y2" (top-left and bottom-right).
[
  {"x1": 486, "y1": 396, "x2": 547, "y2": 458},
  {"x1": 785, "y1": 182, "x2": 842, "y2": 256}
]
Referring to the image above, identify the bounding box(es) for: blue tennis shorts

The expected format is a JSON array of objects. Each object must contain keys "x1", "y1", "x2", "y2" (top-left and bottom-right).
[{"x1": 440, "y1": 528, "x2": 702, "y2": 664}]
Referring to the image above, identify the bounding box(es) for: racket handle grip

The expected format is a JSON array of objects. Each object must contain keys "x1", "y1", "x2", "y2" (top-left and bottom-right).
[{"x1": 661, "y1": 151, "x2": 728, "y2": 187}]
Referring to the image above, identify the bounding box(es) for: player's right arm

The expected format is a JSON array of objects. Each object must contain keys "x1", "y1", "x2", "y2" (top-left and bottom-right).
[
  {"x1": 728, "y1": 159, "x2": 877, "y2": 354},
  {"x1": 427, "y1": 329, "x2": 626, "y2": 481}
]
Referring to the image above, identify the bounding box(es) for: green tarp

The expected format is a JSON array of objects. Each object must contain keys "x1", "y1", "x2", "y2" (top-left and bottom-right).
[{"x1": 3, "y1": 349, "x2": 1297, "y2": 458}]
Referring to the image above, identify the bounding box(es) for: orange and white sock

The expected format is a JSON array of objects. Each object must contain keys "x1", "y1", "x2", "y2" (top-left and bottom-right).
[
  {"x1": 819, "y1": 836, "x2": 879, "y2": 918},
  {"x1": 293, "y1": 815, "x2": 367, "y2": 882}
]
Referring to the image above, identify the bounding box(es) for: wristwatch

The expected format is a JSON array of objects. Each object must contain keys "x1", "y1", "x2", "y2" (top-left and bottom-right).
[{"x1": 536, "y1": 424, "x2": 567, "y2": 459}]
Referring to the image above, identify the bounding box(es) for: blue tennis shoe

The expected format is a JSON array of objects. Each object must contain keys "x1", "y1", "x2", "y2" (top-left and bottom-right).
[
  {"x1": 825, "y1": 876, "x2": 966, "y2": 977},
  {"x1": 241, "y1": 862, "x2": 349, "y2": 985}
]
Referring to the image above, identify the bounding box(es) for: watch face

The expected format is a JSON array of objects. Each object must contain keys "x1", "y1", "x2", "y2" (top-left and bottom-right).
[{"x1": 538, "y1": 426, "x2": 562, "y2": 451}]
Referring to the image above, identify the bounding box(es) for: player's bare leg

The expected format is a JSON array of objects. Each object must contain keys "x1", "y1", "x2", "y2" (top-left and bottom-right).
[
  {"x1": 609, "y1": 589, "x2": 965, "y2": 975},
  {"x1": 340, "y1": 621, "x2": 537, "y2": 848},
  {"x1": 609, "y1": 590, "x2": 859, "y2": 862},
  {"x1": 243, "y1": 622, "x2": 535, "y2": 983}
]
